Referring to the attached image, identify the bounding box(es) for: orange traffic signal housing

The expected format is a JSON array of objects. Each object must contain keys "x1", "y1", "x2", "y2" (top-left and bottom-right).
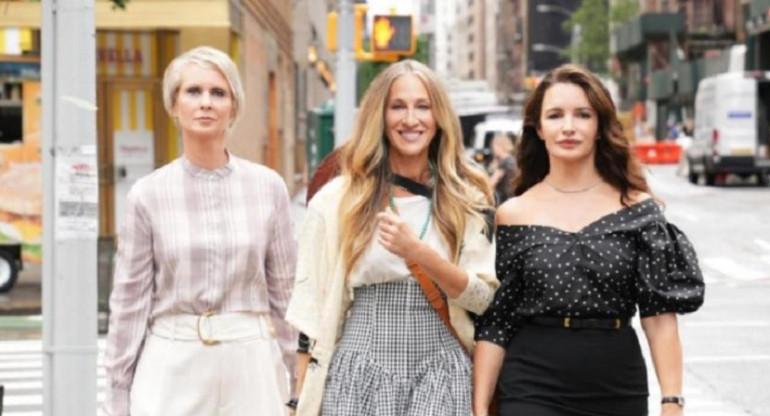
[{"x1": 371, "y1": 15, "x2": 415, "y2": 55}]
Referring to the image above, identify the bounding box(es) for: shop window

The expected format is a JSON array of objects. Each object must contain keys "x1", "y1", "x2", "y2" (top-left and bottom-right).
[{"x1": 0, "y1": 82, "x2": 23, "y2": 144}]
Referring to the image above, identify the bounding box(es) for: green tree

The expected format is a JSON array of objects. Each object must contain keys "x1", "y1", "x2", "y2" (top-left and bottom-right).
[
  {"x1": 611, "y1": 0, "x2": 640, "y2": 25},
  {"x1": 562, "y1": 0, "x2": 639, "y2": 73}
]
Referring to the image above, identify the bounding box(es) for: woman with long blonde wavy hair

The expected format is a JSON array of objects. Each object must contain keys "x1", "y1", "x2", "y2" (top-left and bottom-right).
[{"x1": 286, "y1": 59, "x2": 500, "y2": 415}]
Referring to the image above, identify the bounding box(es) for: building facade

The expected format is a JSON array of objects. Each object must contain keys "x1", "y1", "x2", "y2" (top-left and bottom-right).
[
  {"x1": 293, "y1": 0, "x2": 336, "y2": 182},
  {"x1": 612, "y1": 0, "x2": 743, "y2": 139},
  {"x1": 1, "y1": 0, "x2": 297, "y2": 248},
  {"x1": 434, "y1": 0, "x2": 459, "y2": 78},
  {"x1": 745, "y1": 0, "x2": 770, "y2": 70}
]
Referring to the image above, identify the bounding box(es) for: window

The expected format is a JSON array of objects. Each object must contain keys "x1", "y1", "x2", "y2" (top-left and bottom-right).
[{"x1": 0, "y1": 82, "x2": 23, "y2": 144}]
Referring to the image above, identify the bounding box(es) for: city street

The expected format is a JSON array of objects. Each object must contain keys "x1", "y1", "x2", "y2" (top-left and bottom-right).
[
  {"x1": 643, "y1": 165, "x2": 770, "y2": 416},
  {"x1": 0, "y1": 165, "x2": 769, "y2": 415}
]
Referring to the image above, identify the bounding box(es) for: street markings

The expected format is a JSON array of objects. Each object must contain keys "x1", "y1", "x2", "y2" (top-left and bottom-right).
[
  {"x1": 685, "y1": 355, "x2": 770, "y2": 363},
  {"x1": 685, "y1": 320, "x2": 770, "y2": 328},
  {"x1": 0, "y1": 339, "x2": 106, "y2": 416},
  {"x1": 668, "y1": 209, "x2": 701, "y2": 222},
  {"x1": 754, "y1": 238, "x2": 770, "y2": 252},
  {"x1": 701, "y1": 257, "x2": 768, "y2": 281}
]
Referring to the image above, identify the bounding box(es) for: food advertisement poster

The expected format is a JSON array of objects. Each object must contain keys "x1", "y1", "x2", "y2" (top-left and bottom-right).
[{"x1": 0, "y1": 81, "x2": 42, "y2": 263}]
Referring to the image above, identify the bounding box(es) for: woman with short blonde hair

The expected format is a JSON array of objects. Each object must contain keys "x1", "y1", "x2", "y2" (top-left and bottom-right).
[{"x1": 104, "y1": 46, "x2": 296, "y2": 416}]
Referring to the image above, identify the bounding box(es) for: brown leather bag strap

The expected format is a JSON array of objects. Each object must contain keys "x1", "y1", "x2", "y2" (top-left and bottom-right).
[
  {"x1": 388, "y1": 189, "x2": 468, "y2": 355},
  {"x1": 406, "y1": 260, "x2": 468, "y2": 355}
]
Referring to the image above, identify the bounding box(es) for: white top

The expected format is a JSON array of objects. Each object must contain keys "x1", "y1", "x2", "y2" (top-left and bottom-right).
[{"x1": 350, "y1": 195, "x2": 449, "y2": 287}]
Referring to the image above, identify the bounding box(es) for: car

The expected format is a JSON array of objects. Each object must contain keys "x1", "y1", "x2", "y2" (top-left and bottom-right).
[
  {"x1": 688, "y1": 72, "x2": 770, "y2": 186},
  {"x1": 0, "y1": 243, "x2": 22, "y2": 293}
]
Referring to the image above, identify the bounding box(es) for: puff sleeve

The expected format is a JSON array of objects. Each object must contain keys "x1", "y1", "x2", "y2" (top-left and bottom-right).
[
  {"x1": 636, "y1": 221, "x2": 705, "y2": 317},
  {"x1": 474, "y1": 227, "x2": 523, "y2": 348}
]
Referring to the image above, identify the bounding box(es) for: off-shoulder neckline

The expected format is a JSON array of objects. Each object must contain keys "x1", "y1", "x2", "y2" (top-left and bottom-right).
[{"x1": 497, "y1": 198, "x2": 658, "y2": 235}]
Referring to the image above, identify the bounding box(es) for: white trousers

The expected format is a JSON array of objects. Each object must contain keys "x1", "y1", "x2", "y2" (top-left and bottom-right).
[{"x1": 130, "y1": 312, "x2": 289, "y2": 416}]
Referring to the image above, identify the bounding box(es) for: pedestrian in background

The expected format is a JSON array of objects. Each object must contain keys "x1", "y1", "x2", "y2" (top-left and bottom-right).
[
  {"x1": 285, "y1": 59, "x2": 499, "y2": 416},
  {"x1": 473, "y1": 64, "x2": 705, "y2": 416},
  {"x1": 103, "y1": 46, "x2": 296, "y2": 416},
  {"x1": 488, "y1": 132, "x2": 517, "y2": 205}
]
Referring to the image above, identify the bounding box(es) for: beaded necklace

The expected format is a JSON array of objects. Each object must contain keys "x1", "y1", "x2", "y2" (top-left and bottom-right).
[{"x1": 388, "y1": 165, "x2": 434, "y2": 240}]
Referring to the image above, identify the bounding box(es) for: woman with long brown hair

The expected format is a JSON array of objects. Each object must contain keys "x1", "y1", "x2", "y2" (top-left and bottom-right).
[
  {"x1": 285, "y1": 59, "x2": 499, "y2": 415},
  {"x1": 473, "y1": 64, "x2": 704, "y2": 416}
]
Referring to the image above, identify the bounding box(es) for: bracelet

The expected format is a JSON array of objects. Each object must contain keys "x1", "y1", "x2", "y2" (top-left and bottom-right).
[
  {"x1": 286, "y1": 398, "x2": 299, "y2": 409},
  {"x1": 661, "y1": 396, "x2": 685, "y2": 407}
]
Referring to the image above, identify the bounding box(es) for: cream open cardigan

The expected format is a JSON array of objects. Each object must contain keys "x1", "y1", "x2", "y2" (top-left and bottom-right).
[{"x1": 285, "y1": 177, "x2": 499, "y2": 415}]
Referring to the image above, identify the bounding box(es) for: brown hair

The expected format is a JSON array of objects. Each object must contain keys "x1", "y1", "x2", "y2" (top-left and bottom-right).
[{"x1": 513, "y1": 64, "x2": 649, "y2": 205}]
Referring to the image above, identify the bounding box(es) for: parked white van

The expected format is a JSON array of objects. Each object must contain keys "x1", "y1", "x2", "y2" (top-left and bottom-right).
[{"x1": 688, "y1": 72, "x2": 770, "y2": 185}]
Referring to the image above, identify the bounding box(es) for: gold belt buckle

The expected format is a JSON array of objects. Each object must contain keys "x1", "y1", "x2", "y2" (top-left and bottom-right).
[
  {"x1": 563, "y1": 317, "x2": 571, "y2": 328},
  {"x1": 196, "y1": 311, "x2": 220, "y2": 346}
]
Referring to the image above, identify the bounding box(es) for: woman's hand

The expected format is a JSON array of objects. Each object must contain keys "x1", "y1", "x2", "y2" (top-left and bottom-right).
[{"x1": 376, "y1": 210, "x2": 423, "y2": 259}]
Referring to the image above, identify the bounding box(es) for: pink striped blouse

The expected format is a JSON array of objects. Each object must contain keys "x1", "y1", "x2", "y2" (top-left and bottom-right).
[{"x1": 103, "y1": 154, "x2": 297, "y2": 414}]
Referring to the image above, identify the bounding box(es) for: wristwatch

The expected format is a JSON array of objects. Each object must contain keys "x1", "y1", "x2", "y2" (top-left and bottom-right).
[{"x1": 661, "y1": 396, "x2": 685, "y2": 407}]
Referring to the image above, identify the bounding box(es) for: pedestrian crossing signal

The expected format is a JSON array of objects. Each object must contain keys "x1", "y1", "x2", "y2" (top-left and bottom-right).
[{"x1": 371, "y1": 15, "x2": 415, "y2": 55}]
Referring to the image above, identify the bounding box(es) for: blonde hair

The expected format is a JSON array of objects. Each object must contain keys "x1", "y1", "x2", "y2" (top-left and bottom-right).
[
  {"x1": 162, "y1": 46, "x2": 245, "y2": 125},
  {"x1": 338, "y1": 60, "x2": 493, "y2": 276}
]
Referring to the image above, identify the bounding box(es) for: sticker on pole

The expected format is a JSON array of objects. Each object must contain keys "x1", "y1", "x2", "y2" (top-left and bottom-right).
[{"x1": 55, "y1": 146, "x2": 98, "y2": 241}]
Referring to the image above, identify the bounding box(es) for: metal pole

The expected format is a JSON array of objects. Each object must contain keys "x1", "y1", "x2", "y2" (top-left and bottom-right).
[
  {"x1": 334, "y1": 0, "x2": 356, "y2": 146},
  {"x1": 42, "y1": 0, "x2": 99, "y2": 415}
]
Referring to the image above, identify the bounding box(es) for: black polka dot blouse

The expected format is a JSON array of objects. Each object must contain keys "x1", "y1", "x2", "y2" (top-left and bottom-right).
[{"x1": 475, "y1": 199, "x2": 705, "y2": 347}]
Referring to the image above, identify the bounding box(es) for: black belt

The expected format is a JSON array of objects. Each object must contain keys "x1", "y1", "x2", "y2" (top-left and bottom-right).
[{"x1": 527, "y1": 316, "x2": 630, "y2": 329}]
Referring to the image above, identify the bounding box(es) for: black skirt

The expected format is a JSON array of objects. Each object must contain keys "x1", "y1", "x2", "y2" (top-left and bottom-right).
[{"x1": 497, "y1": 324, "x2": 649, "y2": 416}]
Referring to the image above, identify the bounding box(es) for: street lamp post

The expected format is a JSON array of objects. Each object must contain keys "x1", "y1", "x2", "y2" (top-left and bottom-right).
[
  {"x1": 334, "y1": 0, "x2": 356, "y2": 147},
  {"x1": 41, "y1": 0, "x2": 99, "y2": 414}
]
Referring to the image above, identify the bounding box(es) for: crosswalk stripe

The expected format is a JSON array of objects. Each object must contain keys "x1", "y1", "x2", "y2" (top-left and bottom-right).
[
  {"x1": 0, "y1": 340, "x2": 107, "y2": 415},
  {"x1": 0, "y1": 362, "x2": 42, "y2": 370},
  {"x1": 0, "y1": 370, "x2": 41, "y2": 379},
  {"x1": 0, "y1": 338, "x2": 752, "y2": 415},
  {"x1": 701, "y1": 257, "x2": 768, "y2": 281}
]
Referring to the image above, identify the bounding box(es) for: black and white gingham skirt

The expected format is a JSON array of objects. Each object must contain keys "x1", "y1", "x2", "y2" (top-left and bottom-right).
[{"x1": 321, "y1": 279, "x2": 471, "y2": 416}]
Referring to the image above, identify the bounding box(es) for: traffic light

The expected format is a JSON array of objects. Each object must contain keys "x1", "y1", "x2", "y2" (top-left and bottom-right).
[
  {"x1": 371, "y1": 15, "x2": 415, "y2": 55},
  {"x1": 327, "y1": 11, "x2": 337, "y2": 52}
]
